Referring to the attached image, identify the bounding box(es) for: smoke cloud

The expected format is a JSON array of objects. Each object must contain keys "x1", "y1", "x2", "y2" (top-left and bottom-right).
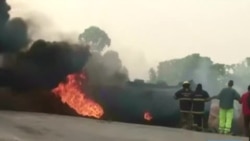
[
  {"x1": 85, "y1": 50, "x2": 129, "y2": 86},
  {"x1": 0, "y1": 0, "x2": 129, "y2": 93},
  {"x1": 10, "y1": 40, "x2": 90, "y2": 90},
  {"x1": 0, "y1": 0, "x2": 91, "y2": 91},
  {"x1": 0, "y1": 0, "x2": 29, "y2": 53}
]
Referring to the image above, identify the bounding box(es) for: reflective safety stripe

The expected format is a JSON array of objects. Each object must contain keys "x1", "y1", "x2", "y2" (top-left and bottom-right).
[
  {"x1": 218, "y1": 127, "x2": 224, "y2": 131},
  {"x1": 191, "y1": 111, "x2": 204, "y2": 114},
  {"x1": 180, "y1": 110, "x2": 192, "y2": 113},
  {"x1": 179, "y1": 98, "x2": 192, "y2": 101},
  {"x1": 224, "y1": 128, "x2": 230, "y2": 133},
  {"x1": 192, "y1": 98, "x2": 206, "y2": 101}
]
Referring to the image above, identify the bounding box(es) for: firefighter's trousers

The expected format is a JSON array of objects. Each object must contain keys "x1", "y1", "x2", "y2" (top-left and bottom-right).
[
  {"x1": 179, "y1": 112, "x2": 193, "y2": 129},
  {"x1": 219, "y1": 108, "x2": 234, "y2": 134},
  {"x1": 193, "y1": 113, "x2": 204, "y2": 128}
]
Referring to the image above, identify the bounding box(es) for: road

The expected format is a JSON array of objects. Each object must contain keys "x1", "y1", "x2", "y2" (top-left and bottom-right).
[{"x1": 0, "y1": 111, "x2": 247, "y2": 141}]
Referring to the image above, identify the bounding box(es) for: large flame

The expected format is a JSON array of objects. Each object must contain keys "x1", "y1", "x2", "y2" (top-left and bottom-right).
[
  {"x1": 144, "y1": 112, "x2": 152, "y2": 121},
  {"x1": 52, "y1": 72, "x2": 104, "y2": 118}
]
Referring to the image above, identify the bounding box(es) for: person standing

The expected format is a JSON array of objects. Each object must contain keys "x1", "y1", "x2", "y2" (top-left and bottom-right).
[
  {"x1": 240, "y1": 85, "x2": 250, "y2": 138},
  {"x1": 209, "y1": 80, "x2": 241, "y2": 134},
  {"x1": 191, "y1": 83, "x2": 210, "y2": 131},
  {"x1": 174, "y1": 81, "x2": 193, "y2": 129}
]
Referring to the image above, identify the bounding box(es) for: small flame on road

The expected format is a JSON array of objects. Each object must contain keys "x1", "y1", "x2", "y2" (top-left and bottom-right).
[{"x1": 144, "y1": 112, "x2": 152, "y2": 121}]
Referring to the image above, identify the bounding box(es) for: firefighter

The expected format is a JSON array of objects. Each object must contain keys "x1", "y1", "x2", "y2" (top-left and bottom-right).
[
  {"x1": 209, "y1": 80, "x2": 240, "y2": 134},
  {"x1": 191, "y1": 83, "x2": 210, "y2": 131},
  {"x1": 174, "y1": 81, "x2": 193, "y2": 129}
]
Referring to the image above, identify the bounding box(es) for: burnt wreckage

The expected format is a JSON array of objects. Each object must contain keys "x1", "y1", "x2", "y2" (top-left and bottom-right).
[
  {"x1": 0, "y1": 71, "x2": 241, "y2": 133},
  {"x1": 88, "y1": 79, "x2": 210, "y2": 127}
]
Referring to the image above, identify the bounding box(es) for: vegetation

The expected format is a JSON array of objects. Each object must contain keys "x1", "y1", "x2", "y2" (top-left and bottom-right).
[
  {"x1": 80, "y1": 26, "x2": 129, "y2": 85},
  {"x1": 149, "y1": 54, "x2": 250, "y2": 93}
]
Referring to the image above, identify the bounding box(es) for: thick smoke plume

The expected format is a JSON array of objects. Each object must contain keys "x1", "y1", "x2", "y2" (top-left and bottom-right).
[
  {"x1": 0, "y1": 0, "x2": 29, "y2": 52},
  {"x1": 0, "y1": 0, "x2": 91, "y2": 91},
  {"x1": 78, "y1": 26, "x2": 129, "y2": 86},
  {"x1": 6, "y1": 40, "x2": 90, "y2": 90},
  {"x1": 0, "y1": 0, "x2": 91, "y2": 116},
  {"x1": 0, "y1": 1, "x2": 244, "y2": 133},
  {"x1": 0, "y1": 0, "x2": 129, "y2": 90},
  {"x1": 85, "y1": 51, "x2": 129, "y2": 86}
]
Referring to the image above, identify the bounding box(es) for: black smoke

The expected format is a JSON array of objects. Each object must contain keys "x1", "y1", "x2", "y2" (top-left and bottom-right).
[
  {"x1": 0, "y1": 0, "x2": 91, "y2": 91},
  {"x1": 0, "y1": 41, "x2": 90, "y2": 91},
  {"x1": 0, "y1": 0, "x2": 10, "y2": 31},
  {"x1": 9, "y1": 40, "x2": 90, "y2": 90},
  {"x1": 85, "y1": 51, "x2": 129, "y2": 86},
  {"x1": 0, "y1": 0, "x2": 29, "y2": 52}
]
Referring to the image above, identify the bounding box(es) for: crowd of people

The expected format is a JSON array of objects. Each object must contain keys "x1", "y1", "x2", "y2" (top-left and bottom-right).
[{"x1": 174, "y1": 80, "x2": 250, "y2": 137}]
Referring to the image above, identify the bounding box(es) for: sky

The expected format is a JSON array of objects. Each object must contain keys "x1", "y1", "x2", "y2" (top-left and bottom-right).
[{"x1": 7, "y1": 0, "x2": 250, "y2": 80}]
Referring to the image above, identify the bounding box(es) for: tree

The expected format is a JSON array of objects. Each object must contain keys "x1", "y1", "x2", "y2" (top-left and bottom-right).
[
  {"x1": 102, "y1": 50, "x2": 122, "y2": 74},
  {"x1": 79, "y1": 26, "x2": 111, "y2": 52},
  {"x1": 210, "y1": 63, "x2": 227, "y2": 88},
  {"x1": 225, "y1": 58, "x2": 250, "y2": 91},
  {"x1": 154, "y1": 53, "x2": 226, "y2": 93},
  {"x1": 79, "y1": 26, "x2": 129, "y2": 85},
  {"x1": 156, "y1": 54, "x2": 207, "y2": 85},
  {"x1": 151, "y1": 53, "x2": 250, "y2": 93},
  {"x1": 148, "y1": 68, "x2": 157, "y2": 83}
]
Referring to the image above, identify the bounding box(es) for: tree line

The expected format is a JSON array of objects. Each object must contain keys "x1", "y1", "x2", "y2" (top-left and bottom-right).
[
  {"x1": 79, "y1": 26, "x2": 250, "y2": 93},
  {"x1": 148, "y1": 54, "x2": 250, "y2": 94}
]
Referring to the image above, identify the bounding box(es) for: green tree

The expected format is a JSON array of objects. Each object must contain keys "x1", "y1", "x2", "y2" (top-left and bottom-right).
[
  {"x1": 154, "y1": 53, "x2": 227, "y2": 93},
  {"x1": 80, "y1": 27, "x2": 129, "y2": 85},
  {"x1": 210, "y1": 63, "x2": 227, "y2": 88},
  {"x1": 148, "y1": 68, "x2": 157, "y2": 83},
  {"x1": 225, "y1": 58, "x2": 250, "y2": 91},
  {"x1": 152, "y1": 53, "x2": 250, "y2": 93},
  {"x1": 156, "y1": 53, "x2": 207, "y2": 85},
  {"x1": 79, "y1": 26, "x2": 111, "y2": 52}
]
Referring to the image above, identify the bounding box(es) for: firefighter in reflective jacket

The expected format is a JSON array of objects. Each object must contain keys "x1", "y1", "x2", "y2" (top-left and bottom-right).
[
  {"x1": 192, "y1": 83, "x2": 210, "y2": 131},
  {"x1": 174, "y1": 81, "x2": 193, "y2": 129}
]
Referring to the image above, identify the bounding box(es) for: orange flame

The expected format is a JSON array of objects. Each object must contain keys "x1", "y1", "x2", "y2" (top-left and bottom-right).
[
  {"x1": 52, "y1": 72, "x2": 104, "y2": 118},
  {"x1": 144, "y1": 112, "x2": 152, "y2": 121}
]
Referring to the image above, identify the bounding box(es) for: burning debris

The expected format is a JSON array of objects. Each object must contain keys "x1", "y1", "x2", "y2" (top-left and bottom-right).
[{"x1": 144, "y1": 112, "x2": 153, "y2": 121}]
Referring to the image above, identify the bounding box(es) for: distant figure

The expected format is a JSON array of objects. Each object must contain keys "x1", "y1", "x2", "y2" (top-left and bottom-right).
[
  {"x1": 209, "y1": 80, "x2": 240, "y2": 134},
  {"x1": 192, "y1": 83, "x2": 210, "y2": 131},
  {"x1": 240, "y1": 85, "x2": 250, "y2": 138},
  {"x1": 174, "y1": 81, "x2": 193, "y2": 129}
]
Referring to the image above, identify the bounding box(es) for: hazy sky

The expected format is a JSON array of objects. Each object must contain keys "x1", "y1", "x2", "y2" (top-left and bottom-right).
[{"x1": 8, "y1": 0, "x2": 250, "y2": 80}]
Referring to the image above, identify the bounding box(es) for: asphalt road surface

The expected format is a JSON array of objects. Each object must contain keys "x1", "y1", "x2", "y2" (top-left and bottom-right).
[{"x1": 0, "y1": 111, "x2": 247, "y2": 141}]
